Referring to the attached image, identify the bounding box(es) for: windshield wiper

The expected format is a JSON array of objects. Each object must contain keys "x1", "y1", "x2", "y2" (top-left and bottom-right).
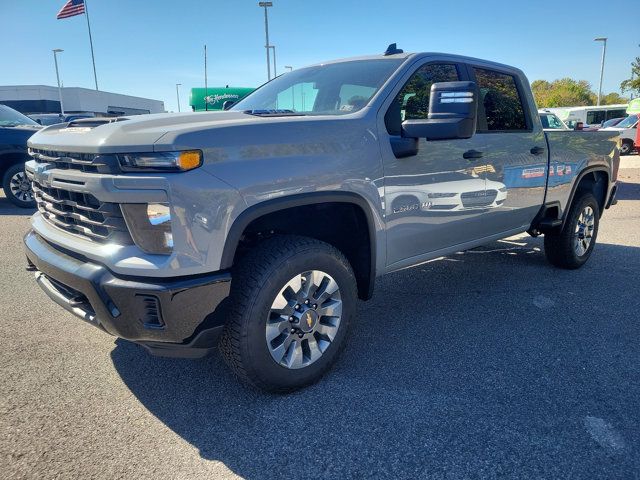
[{"x1": 243, "y1": 109, "x2": 306, "y2": 117}]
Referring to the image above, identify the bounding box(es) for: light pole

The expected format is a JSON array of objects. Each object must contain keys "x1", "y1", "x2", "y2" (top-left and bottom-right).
[
  {"x1": 594, "y1": 37, "x2": 607, "y2": 106},
  {"x1": 52, "y1": 49, "x2": 65, "y2": 116},
  {"x1": 269, "y1": 45, "x2": 277, "y2": 77},
  {"x1": 258, "y1": 2, "x2": 273, "y2": 81},
  {"x1": 175, "y1": 83, "x2": 182, "y2": 112},
  {"x1": 284, "y1": 66, "x2": 294, "y2": 109}
]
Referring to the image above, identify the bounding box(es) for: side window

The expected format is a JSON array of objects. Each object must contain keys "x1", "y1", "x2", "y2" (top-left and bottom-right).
[
  {"x1": 606, "y1": 109, "x2": 626, "y2": 121},
  {"x1": 385, "y1": 63, "x2": 459, "y2": 135},
  {"x1": 586, "y1": 110, "x2": 605, "y2": 125},
  {"x1": 473, "y1": 68, "x2": 528, "y2": 132}
]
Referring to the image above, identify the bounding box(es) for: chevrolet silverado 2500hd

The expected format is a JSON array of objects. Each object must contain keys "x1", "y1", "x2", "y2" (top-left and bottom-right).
[{"x1": 24, "y1": 46, "x2": 620, "y2": 392}]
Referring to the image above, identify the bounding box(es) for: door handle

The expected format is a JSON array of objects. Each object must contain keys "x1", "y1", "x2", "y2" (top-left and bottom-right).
[
  {"x1": 530, "y1": 146, "x2": 545, "y2": 155},
  {"x1": 463, "y1": 149, "x2": 484, "y2": 160}
]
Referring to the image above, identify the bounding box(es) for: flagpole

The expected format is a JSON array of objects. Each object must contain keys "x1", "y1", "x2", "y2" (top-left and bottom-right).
[{"x1": 83, "y1": 0, "x2": 99, "y2": 90}]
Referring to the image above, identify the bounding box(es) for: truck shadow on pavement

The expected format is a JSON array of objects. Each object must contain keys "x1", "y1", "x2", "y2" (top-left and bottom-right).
[
  {"x1": 111, "y1": 236, "x2": 640, "y2": 479},
  {"x1": 0, "y1": 197, "x2": 35, "y2": 216}
]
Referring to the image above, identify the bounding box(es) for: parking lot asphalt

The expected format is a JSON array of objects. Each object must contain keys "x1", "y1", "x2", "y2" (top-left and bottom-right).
[{"x1": 1, "y1": 163, "x2": 639, "y2": 480}]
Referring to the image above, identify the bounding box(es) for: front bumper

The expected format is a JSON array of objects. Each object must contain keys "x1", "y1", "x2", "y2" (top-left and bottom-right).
[{"x1": 24, "y1": 230, "x2": 231, "y2": 357}]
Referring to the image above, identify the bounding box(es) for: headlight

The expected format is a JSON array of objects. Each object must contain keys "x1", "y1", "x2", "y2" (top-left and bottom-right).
[
  {"x1": 117, "y1": 150, "x2": 202, "y2": 172},
  {"x1": 121, "y1": 203, "x2": 173, "y2": 255}
]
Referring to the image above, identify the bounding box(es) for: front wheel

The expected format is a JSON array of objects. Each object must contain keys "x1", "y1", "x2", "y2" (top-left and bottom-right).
[
  {"x1": 219, "y1": 235, "x2": 357, "y2": 392},
  {"x1": 3, "y1": 164, "x2": 35, "y2": 208},
  {"x1": 544, "y1": 192, "x2": 600, "y2": 269}
]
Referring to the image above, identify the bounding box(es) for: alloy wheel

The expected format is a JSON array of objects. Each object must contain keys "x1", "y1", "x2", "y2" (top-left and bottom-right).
[
  {"x1": 265, "y1": 270, "x2": 342, "y2": 369},
  {"x1": 574, "y1": 205, "x2": 595, "y2": 257},
  {"x1": 9, "y1": 170, "x2": 34, "y2": 203}
]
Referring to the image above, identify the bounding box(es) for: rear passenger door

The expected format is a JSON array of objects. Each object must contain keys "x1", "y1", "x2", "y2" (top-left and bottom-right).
[{"x1": 466, "y1": 65, "x2": 547, "y2": 233}]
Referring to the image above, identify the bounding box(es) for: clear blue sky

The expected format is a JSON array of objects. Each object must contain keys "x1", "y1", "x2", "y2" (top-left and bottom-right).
[{"x1": 2, "y1": 0, "x2": 638, "y2": 112}]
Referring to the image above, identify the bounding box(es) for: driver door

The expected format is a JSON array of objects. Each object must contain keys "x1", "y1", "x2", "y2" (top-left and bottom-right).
[{"x1": 379, "y1": 61, "x2": 494, "y2": 268}]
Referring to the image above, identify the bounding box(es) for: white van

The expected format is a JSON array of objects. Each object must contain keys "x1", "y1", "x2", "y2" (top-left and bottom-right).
[{"x1": 548, "y1": 104, "x2": 628, "y2": 130}]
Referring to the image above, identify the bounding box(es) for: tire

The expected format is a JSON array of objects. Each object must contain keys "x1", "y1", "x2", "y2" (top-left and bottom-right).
[
  {"x1": 2, "y1": 164, "x2": 35, "y2": 208},
  {"x1": 544, "y1": 192, "x2": 600, "y2": 269},
  {"x1": 620, "y1": 140, "x2": 633, "y2": 155},
  {"x1": 219, "y1": 235, "x2": 357, "y2": 392}
]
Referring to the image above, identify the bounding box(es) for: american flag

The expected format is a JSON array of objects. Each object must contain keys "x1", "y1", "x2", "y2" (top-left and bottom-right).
[{"x1": 57, "y1": 0, "x2": 85, "y2": 19}]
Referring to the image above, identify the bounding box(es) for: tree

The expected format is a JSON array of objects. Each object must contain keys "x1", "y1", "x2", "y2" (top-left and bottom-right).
[
  {"x1": 620, "y1": 57, "x2": 640, "y2": 97},
  {"x1": 600, "y1": 92, "x2": 627, "y2": 105},
  {"x1": 532, "y1": 78, "x2": 594, "y2": 107},
  {"x1": 532, "y1": 78, "x2": 628, "y2": 107}
]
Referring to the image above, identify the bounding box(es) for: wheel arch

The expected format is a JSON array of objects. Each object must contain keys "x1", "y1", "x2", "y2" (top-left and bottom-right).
[
  {"x1": 220, "y1": 192, "x2": 377, "y2": 300},
  {"x1": 0, "y1": 151, "x2": 30, "y2": 181},
  {"x1": 562, "y1": 166, "x2": 609, "y2": 227}
]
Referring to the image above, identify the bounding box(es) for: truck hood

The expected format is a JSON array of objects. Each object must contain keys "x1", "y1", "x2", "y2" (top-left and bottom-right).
[{"x1": 26, "y1": 110, "x2": 311, "y2": 154}]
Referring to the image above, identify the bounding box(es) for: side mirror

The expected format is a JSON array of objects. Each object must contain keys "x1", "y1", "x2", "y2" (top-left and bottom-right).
[
  {"x1": 401, "y1": 81, "x2": 478, "y2": 141},
  {"x1": 222, "y1": 100, "x2": 235, "y2": 110}
]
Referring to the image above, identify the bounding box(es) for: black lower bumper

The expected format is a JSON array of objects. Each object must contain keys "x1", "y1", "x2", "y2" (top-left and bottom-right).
[{"x1": 24, "y1": 230, "x2": 231, "y2": 358}]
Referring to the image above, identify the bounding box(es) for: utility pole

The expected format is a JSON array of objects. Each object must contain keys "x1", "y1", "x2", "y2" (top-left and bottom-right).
[
  {"x1": 269, "y1": 45, "x2": 277, "y2": 77},
  {"x1": 204, "y1": 44, "x2": 208, "y2": 111},
  {"x1": 175, "y1": 83, "x2": 182, "y2": 112},
  {"x1": 285, "y1": 66, "x2": 294, "y2": 109},
  {"x1": 52, "y1": 49, "x2": 65, "y2": 115},
  {"x1": 258, "y1": 2, "x2": 273, "y2": 81},
  {"x1": 594, "y1": 37, "x2": 607, "y2": 106}
]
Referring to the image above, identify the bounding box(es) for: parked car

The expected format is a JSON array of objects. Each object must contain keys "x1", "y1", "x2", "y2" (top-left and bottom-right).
[
  {"x1": 24, "y1": 46, "x2": 620, "y2": 392},
  {"x1": 547, "y1": 104, "x2": 628, "y2": 130},
  {"x1": 0, "y1": 105, "x2": 40, "y2": 207},
  {"x1": 539, "y1": 110, "x2": 569, "y2": 130},
  {"x1": 600, "y1": 117, "x2": 625, "y2": 129},
  {"x1": 601, "y1": 114, "x2": 639, "y2": 154},
  {"x1": 29, "y1": 113, "x2": 95, "y2": 126}
]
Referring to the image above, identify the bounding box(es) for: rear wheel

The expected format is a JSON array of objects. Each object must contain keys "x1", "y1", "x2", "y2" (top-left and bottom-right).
[
  {"x1": 620, "y1": 139, "x2": 633, "y2": 155},
  {"x1": 3, "y1": 164, "x2": 35, "y2": 208},
  {"x1": 544, "y1": 192, "x2": 599, "y2": 269},
  {"x1": 219, "y1": 235, "x2": 357, "y2": 392}
]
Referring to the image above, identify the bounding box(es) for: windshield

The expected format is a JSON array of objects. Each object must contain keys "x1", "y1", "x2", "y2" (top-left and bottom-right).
[
  {"x1": 231, "y1": 59, "x2": 403, "y2": 115},
  {"x1": 0, "y1": 105, "x2": 39, "y2": 127},
  {"x1": 31, "y1": 115, "x2": 64, "y2": 126},
  {"x1": 616, "y1": 114, "x2": 638, "y2": 128},
  {"x1": 602, "y1": 117, "x2": 622, "y2": 128},
  {"x1": 540, "y1": 113, "x2": 566, "y2": 129}
]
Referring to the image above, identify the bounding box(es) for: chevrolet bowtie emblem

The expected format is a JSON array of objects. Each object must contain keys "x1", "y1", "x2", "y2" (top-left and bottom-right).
[{"x1": 305, "y1": 312, "x2": 313, "y2": 328}]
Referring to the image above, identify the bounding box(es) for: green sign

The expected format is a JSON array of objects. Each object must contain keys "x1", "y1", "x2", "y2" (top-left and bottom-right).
[
  {"x1": 627, "y1": 98, "x2": 640, "y2": 115},
  {"x1": 189, "y1": 87, "x2": 254, "y2": 111}
]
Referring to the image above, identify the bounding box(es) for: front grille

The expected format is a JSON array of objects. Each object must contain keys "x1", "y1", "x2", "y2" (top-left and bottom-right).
[
  {"x1": 33, "y1": 182, "x2": 133, "y2": 244},
  {"x1": 30, "y1": 148, "x2": 119, "y2": 174},
  {"x1": 460, "y1": 189, "x2": 498, "y2": 208}
]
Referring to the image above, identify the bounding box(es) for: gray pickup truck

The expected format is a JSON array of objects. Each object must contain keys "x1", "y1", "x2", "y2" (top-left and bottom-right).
[{"x1": 24, "y1": 45, "x2": 620, "y2": 392}]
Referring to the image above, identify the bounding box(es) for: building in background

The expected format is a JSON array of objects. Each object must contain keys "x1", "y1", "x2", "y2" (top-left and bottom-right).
[
  {"x1": 190, "y1": 87, "x2": 254, "y2": 111},
  {"x1": 0, "y1": 85, "x2": 165, "y2": 116}
]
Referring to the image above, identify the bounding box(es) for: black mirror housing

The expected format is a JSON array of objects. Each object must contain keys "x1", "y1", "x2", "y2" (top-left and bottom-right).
[
  {"x1": 222, "y1": 100, "x2": 236, "y2": 110},
  {"x1": 401, "y1": 81, "x2": 478, "y2": 141}
]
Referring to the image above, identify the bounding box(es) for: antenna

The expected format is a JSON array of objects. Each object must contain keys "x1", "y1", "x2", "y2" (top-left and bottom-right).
[{"x1": 384, "y1": 43, "x2": 403, "y2": 56}]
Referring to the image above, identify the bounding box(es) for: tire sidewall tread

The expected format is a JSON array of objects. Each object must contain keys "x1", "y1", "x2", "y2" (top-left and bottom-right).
[{"x1": 219, "y1": 235, "x2": 357, "y2": 393}]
